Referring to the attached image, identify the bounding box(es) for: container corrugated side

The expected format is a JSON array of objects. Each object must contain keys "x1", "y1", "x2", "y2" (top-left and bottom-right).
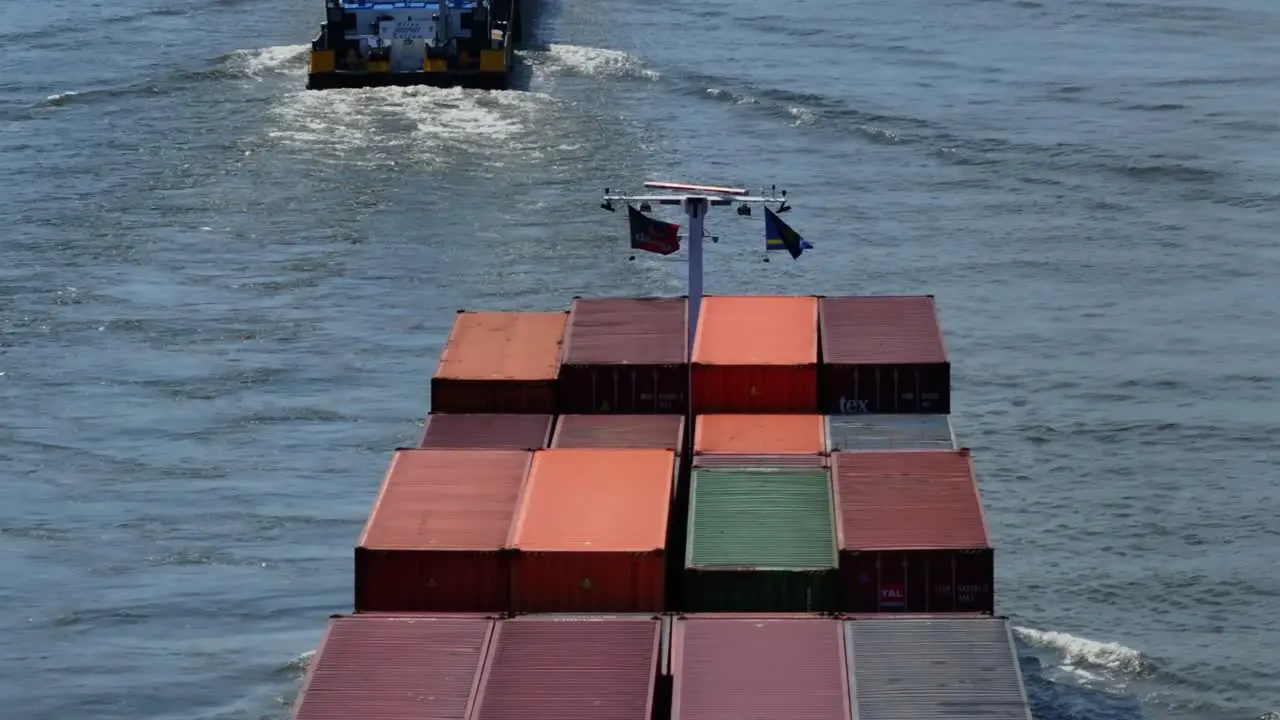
[
  {"x1": 692, "y1": 414, "x2": 827, "y2": 454},
  {"x1": 551, "y1": 414, "x2": 687, "y2": 454},
  {"x1": 558, "y1": 296, "x2": 689, "y2": 414},
  {"x1": 818, "y1": 295, "x2": 950, "y2": 414},
  {"x1": 472, "y1": 615, "x2": 662, "y2": 720},
  {"x1": 431, "y1": 311, "x2": 567, "y2": 414},
  {"x1": 292, "y1": 614, "x2": 493, "y2": 720},
  {"x1": 683, "y1": 467, "x2": 839, "y2": 612},
  {"x1": 826, "y1": 414, "x2": 955, "y2": 452},
  {"x1": 354, "y1": 449, "x2": 531, "y2": 613},
  {"x1": 832, "y1": 450, "x2": 993, "y2": 614},
  {"x1": 419, "y1": 413, "x2": 554, "y2": 449},
  {"x1": 508, "y1": 449, "x2": 674, "y2": 613},
  {"x1": 844, "y1": 617, "x2": 1033, "y2": 720},
  {"x1": 691, "y1": 454, "x2": 830, "y2": 469},
  {"x1": 671, "y1": 616, "x2": 850, "y2": 720}
]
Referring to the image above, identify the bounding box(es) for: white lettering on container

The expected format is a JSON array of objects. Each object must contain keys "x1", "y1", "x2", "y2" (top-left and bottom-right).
[{"x1": 839, "y1": 397, "x2": 870, "y2": 413}]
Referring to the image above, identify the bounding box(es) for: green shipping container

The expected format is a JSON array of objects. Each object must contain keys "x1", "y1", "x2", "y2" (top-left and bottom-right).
[{"x1": 682, "y1": 467, "x2": 839, "y2": 612}]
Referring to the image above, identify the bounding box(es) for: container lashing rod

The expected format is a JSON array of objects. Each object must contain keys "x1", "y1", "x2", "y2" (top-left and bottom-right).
[{"x1": 600, "y1": 181, "x2": 791, "y2": 355}]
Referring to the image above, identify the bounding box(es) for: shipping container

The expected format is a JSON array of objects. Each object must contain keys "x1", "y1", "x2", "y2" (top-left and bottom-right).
[
  {"x1": 508, "y1": 449, "x2": 675, "y2": 613},
  {"x1": 671, "y1": 615, "x2": 850, "y2": 720},
  {"x1": 832, "y1": 450, "x2": 994, "y2": 614},
  {"x1": 551, "y1": 414, "x2": 687, "y2": 454},
  {"x1": 684, "y1": 467, "x2": 839, "y2": 612},
  {"x1": 826, "y1": 414, "x2": 955, "y2": 452},
  {"x1": 691, "y1": 454, "x2": 830, "y2": 469},
  {"x1": 844, "y1": 617, "x2": 1033, "y2": 720},
  {"x1": 354, "y1": 449, "x2": 531, "y2": 612},
  {"x1": 431, "y1": 310, "x2": 567, "y2": 414},
  {"x1": 472, "y1": 614, "x2": 663, "y2": 720},
  {"x1": 818, "y1": 295, "x2": 950, "y2": 414},
  {"x1": 293, "y1": 613, "x2": 493, "y2": 720},
  {"x1": 693, "y1": 414, "x2": 827, "y2": 455},
  {"x1": 691, "y1": 295, "x2": 819, "y2": 414},
  {"x1": 558, "y1": 296, "x2": 689, "y2": 414},
  {"x1": 419, "y1": 413, "x2": 554, "y2": 449}
]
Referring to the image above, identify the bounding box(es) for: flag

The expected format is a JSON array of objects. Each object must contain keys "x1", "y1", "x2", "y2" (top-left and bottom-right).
[
  {"x1": 628, "y1": 204, "x2": 681, "y2": 256},
  {"x1": 765, "y1": 207, "x2": 811, "y2": 259}
]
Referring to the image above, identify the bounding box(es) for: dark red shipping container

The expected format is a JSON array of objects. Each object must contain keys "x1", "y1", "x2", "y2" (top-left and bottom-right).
[
  {"x1": 832, "y1": 450, "x2": 994, "y2": 614},
  {"x1": 472, "y1": 615, "x2": 662, "y2": 720},
  {"x1": 355, "y1": 449, "x2": 531, "y2": 613},
  {"x1": 292, "y1": 613, "x2": 493, "y2": 720},
  {"x1": 670, "y1": 616, "x2": 851, "y2": 720},
  {"x1": 818, "y1": 295, "x2": 951, "y2": 414},
  {"x1": 551, "y1": 414, "x2": 687, "y2": 454},
  {"x1": 431, "y1": 311, "x2": 567, "y2": 414},
  {"x1": 558, "y1": 297, "x2": 689, "y2": 414},
  {"x1": 691, "y1": 454, "x2": 830, "y2": 468},
  {"x1": 419, "y1": 413, "x2": 554, "y2": 449}
]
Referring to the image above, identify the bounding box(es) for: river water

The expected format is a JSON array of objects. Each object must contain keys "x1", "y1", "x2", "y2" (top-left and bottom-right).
[{"x1": 1, "y1": 0, "x2": 1277, "y2": 718}]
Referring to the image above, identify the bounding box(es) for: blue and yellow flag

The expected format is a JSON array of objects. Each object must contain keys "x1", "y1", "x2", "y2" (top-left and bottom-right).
[{"x1": 764, "y1": 207, "x2": 812, "y2": 259}]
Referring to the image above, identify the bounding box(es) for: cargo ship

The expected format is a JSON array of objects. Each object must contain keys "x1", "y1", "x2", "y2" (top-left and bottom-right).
[
  {"x1": 306, "y1": 0, "x2": 524, "y2": 91},
  {"x1": 288, "y1": 186, "x2": 1034, "y2": 719}
]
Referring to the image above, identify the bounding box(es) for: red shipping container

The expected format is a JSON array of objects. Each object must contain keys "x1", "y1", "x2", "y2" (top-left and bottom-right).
[
  {"x1": 431, "y1": 311, "x2": 567, "y2": 414},
  {"x1": 508, "y1": 449, "x2": 674, "y2": 613},
  {"x1": 472, "y1": 615, "x2": 662, "y2": 720},
  {"x1": 419, "y1": 413, "x2": 554, "y2": 449},
  {"x1": 693, "y1": 414, "x2": 827, "y2": 454},
  {"x1": 691, "y1": 296, "x2": 819, "y2": 414},
  {"x1": 818, "y1": 295, "x2": 950, "y2": 414},
  {"x1": 551, "y1": 414, "x2": 687, "y2": 454},
  {"x1": 292, "y1": 613, "x2": 493, "y2": 720},
  {"x1": 355, "y1": 449, "x2": 531, "y2": 612},
  {"x1": 832, "y1": 450, "x2": 994, "y2": 614},
  {"x1": 670, "y1": 615, "x2": 851, "y2": 720},
  {"x1": 557, "y1": 296, "x2": 689, "y2": 414}
]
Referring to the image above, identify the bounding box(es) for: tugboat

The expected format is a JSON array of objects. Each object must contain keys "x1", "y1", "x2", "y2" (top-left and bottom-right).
[{"x1": 306, "y1": 0, "x2": 524, "y2": 91}]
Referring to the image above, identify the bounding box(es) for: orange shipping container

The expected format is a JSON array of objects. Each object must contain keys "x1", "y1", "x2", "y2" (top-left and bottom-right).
[
  {"x1": 431, "y1": 311, "x2": 567, "y2": 414},
  {"x1": 693, "y1": 414, "x2": 827, "y2": 455},
  {"x1": 508, "y1": 449, "x2": 674, "y2": 613},
  {"x1": 691, "y1": 296, "x2": 819, "y2": 414},
  {"x1": 355, "y1": 449, "x2": 531, "y2": 613}
]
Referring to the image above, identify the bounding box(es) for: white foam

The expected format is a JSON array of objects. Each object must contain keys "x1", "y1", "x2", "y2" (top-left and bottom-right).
[
  {"x1": 1015, "y1": 626, "x2": 1149, "y2": 676},
  {"x1": 523, "y1": 43, "x2": 660, "y2": 81},
  {"x1": 222, "y1": 44, "x2": 310, "y2": 79}
]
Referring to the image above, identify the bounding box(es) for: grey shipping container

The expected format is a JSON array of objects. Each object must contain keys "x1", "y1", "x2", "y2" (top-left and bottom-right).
[
  {"x1": 683, "y1": 468, "x2": 839, "y2": 612},
  {"x1": 557, "y1": 297, "x2": 689, "y2": 414},
  {"x1": 844, "y1": 617, "x2": 1033, "y2": 720},
  {"x1": 826, "y1": 414, "x2": 955, "y2": 452}
]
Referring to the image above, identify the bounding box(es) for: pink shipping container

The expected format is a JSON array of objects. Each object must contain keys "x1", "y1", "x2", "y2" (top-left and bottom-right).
[
  {"x1": 355, "y1": 449, "x2": 531, "y2": 613},
  {"x1": 472, "y1": 615, "x2": 662, "y2": 720},
  {"x1": 551, "y1": 414, "x2": 687, "y2": 454},
  {"x1": 671, "y1": 615, "x2": 851, "y2": 720},
  {"x1": 832, "y1": 450, "x2": 994, "y2": 614},
  {"x1": 292, "y1": 613, "x2": 494, "y2": 720},
  {"x1": 419, "y1": 413, "x2": 554, "y2": 449},
  {"x1": 818, "y1": 295, "x2": 950, "y2": 414}
]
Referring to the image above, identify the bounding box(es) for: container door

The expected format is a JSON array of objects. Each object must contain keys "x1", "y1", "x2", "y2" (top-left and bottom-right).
[{"x1": 877, "y1": 553, "x2": 907, "y2": 612}]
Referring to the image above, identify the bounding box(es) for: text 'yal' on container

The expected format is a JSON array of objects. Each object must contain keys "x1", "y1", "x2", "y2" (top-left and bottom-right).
[
  {"x1": 432, "y1": 310, "x2": 567, "y2": 414},
  {"x1": 691, "y1": 295, "x2": 819, "y2": 414},
  {"x1": 671, "y1": 615, "x2": 851, "y2": 720},
  {"x1": 558, "y1": 296, "x2": 689, "y2": 414},
  {"x1": 844, "y1": 617, "x2": 1033, "y2": 720},
  {"x1": 293, "y1": 614, "x2": 494, "y2": 720},
  {"x1": 832, "y1": 450, "x2": 994, "y2": 614},
  {"x1": 693, "y1": 414, "x2": 827, "y2": 455},
  {"x1": 684, "y1": 467, "x2": 839, "y2": 612},
  {"x1": 818, "y1": 295, "x2": 950, "y2": 414},
  {"x1": 355, "y1": 449, "x2": 531, "y2": 612},
  {"x1": 508, "y1": 448, "x2": 675, "y2": 613},
  {"x1": 551, "y1": 414, "x2": 687, "y2": 454},
  {"x1": 419, "y1": 413, "x2": 554, "y2": 449},
  {"x1": 826, "y1": 414, "x2": 955, "y2": 452},
  {"x1": 473, "y1": 615, "x2": 662, "y2": 720}
]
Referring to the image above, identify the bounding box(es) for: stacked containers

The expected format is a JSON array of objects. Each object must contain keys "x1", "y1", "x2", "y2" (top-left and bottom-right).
[
  {"x1": 420, "y1": 413, "x2": 554, "y2": 449},
  {"x1": 832, "y1": 449, "x2": 994, "y2": 613}
]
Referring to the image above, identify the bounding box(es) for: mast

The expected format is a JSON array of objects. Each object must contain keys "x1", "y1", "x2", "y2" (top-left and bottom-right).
[{"x1": 600, "y1": 181, "x2": 791, "y2": 354}]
